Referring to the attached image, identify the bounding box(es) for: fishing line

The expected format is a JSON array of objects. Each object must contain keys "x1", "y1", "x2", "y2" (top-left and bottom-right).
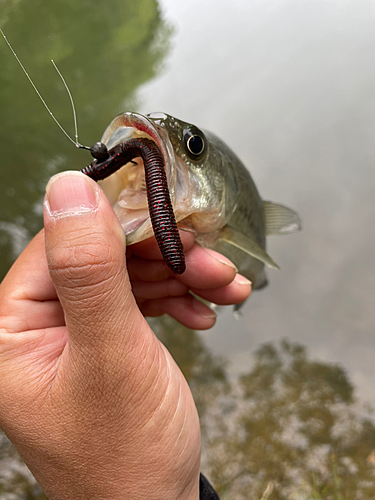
[
  {"x1": 1, "y1": 27, "x2": 186, "y2": 273},
  {"x1": 0, "y1": 27, "x2": 89, "y2": 150},
  {"x1": 51, "y1": 60, "x2": 81, "y2": 147}
]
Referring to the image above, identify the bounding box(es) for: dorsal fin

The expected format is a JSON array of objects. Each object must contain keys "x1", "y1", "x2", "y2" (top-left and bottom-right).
[{"x1": 263, "y1": 201, "x2": 302, "y2": 236}]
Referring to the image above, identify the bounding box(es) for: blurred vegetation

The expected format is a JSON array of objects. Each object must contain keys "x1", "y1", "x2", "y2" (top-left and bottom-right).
[
  {"x1": 0, "y1": 0, "x2": 172, "y2": 279},
  {"x1": 200, "y1": 339, "x2": 375, "y2": 500},
  {"x1": 0, "y1": 432, "x2": 46, "y2": 499},
  {"x1": 1, "y1": 321, "x2": 375, "y2": 499}
]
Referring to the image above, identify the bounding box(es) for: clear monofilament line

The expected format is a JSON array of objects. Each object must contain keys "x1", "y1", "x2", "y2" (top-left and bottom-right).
[
  {"x1": 0, "y1": 27, "x2": 83, "y2": 148},
  {"x1": 51, "y1": 60, "x2": 81, "y2": 147}
]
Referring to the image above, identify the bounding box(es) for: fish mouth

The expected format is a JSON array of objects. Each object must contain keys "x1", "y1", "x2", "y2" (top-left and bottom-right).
[{"x1": 98, "y1": 112, "x2": 178, "y2": 245}]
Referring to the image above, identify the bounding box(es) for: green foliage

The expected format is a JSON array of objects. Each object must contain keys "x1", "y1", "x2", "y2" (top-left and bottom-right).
[
  {"x1": 203, "y1": 340, "x2": 375, "y2": 500},
  {"x1": 0, "y1": 0, "x2": 173, "y2": 279}
]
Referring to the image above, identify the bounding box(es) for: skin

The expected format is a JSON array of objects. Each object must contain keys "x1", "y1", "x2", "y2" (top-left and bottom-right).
[{"x1": 0, "y1": 171, "x2": 251, "y2": 500}]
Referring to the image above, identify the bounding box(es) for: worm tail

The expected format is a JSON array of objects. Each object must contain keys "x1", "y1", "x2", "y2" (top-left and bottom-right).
[
  {"x1": 142, "y1": 142, "x2": 185, "y2": 274},
  {"x1": 81, "y1": 138, "x2": 186, "y2": 274}
]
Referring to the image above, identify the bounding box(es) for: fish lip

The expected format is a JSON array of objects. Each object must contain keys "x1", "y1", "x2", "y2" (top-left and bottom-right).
[{"x1": 98, "y1": 112, "x2": 176, "y2": 244}]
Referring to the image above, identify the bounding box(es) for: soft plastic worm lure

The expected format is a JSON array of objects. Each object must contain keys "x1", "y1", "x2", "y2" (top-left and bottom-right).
[
  {"x1": 81, "y1": 138, "x2": 186, "y2": 274},
  {"x1": 0, "y1": 28, "x2": 185, "y2": 274}
]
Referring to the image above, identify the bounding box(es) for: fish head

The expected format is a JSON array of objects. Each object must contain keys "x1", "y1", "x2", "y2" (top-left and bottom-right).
[{"x1": 98, "y1": 112, "x2": 238, "y2": 245}]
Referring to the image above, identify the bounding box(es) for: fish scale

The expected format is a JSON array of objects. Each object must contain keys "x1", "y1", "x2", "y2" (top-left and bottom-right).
[{"x1": 95, "y1": 112, "x2": 301, "y2": 295}]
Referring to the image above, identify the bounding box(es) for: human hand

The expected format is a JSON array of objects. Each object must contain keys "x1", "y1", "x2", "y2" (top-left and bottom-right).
[
  {"x1": 0, "y1": 172, "x2": 250, "y2": 499},
  {"x1": 126, "y1": 225, "x2": 252, "y2": 330}
]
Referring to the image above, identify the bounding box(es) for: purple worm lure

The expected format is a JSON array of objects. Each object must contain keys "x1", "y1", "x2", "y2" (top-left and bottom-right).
[
  {"x1": 81, "y1": 138, "x2": 186, "y2": 274},
  {"x1": 0, "y1": 29, "x2": 183, "y2": 274}
]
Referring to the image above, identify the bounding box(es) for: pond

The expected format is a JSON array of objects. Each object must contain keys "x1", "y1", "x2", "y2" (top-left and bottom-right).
[{"x1": 1, "y1": 0, "x2": 375, "y2": 498}]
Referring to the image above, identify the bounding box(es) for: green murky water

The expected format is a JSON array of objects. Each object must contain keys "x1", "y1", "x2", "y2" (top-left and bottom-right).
[
  {"x1": 0, "y1": 0, "x2": 171, "y2": 278},
  {"x1": 1, "y1": 0, "x2": 375, "y2": 498}
]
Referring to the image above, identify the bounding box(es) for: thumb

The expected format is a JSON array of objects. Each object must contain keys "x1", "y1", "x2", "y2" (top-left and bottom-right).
[{"x1": 43, "y1": 171, "x2": 148, "y2": 355}]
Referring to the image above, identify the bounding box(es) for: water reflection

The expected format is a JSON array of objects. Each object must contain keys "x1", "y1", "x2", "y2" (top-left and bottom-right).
[
  {"x1": 2, "y1": 322, "x2": 375, "y2": 499},
  {"x1": 2, "y1": 0, "x2": 375, "y2": 498},
  {"x1": 157, "y1": 321, "x2": 375, "y2": 500},
  {"x1": 0, "y1": 0, "x2": 172, "y2": 278}
]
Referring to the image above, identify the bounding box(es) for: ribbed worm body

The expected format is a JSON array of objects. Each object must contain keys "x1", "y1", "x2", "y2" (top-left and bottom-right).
[{"x1": 81, "y1": 138, "x2": 185, "y2": 274}]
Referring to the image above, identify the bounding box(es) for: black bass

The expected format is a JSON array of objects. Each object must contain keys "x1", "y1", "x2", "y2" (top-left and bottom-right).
[
  {"x1": 84, "y1": 112, "x2": 301, "y2": 289},
  {"x1": 0, "y1": 29, "x2": 300, "y2": 285}
]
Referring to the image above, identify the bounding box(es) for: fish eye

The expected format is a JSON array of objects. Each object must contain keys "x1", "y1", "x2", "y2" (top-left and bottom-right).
[{"x1": 183, "y1": 127, "x2": 207, "y2": 160}]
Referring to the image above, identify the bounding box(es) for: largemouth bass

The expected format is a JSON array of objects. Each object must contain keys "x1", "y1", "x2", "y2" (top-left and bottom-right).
[
  {"x1": 85, "y1": 112, "x2": 301, "y2": 289},
  {"x1": 0, "y1": 30, "x2": 300, "y2": 287}
]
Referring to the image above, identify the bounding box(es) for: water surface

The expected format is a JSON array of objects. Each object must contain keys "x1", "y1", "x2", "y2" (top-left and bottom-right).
[{"x1": 1, "y1": 0, "x2": 375, "y2": 498}]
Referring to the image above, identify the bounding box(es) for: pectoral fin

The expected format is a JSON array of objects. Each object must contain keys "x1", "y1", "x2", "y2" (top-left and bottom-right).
[
  {"x1": 219, "y1": 227, "x2": 280, "y2": 270},
  {"x1": 263, "y1": 201, "x2": 302, "y2": 236}
]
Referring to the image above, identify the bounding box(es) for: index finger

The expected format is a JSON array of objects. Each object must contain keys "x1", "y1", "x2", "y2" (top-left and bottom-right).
[
  {"x1": 0, "y1": 230, "x2": 57, "y2": 302},
  {"x1": 0, "y1": 231, "x2": 65, "y2": 333},
  {"x1": 129, "y1": 230, "x2": 195, "y2": 260}
]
